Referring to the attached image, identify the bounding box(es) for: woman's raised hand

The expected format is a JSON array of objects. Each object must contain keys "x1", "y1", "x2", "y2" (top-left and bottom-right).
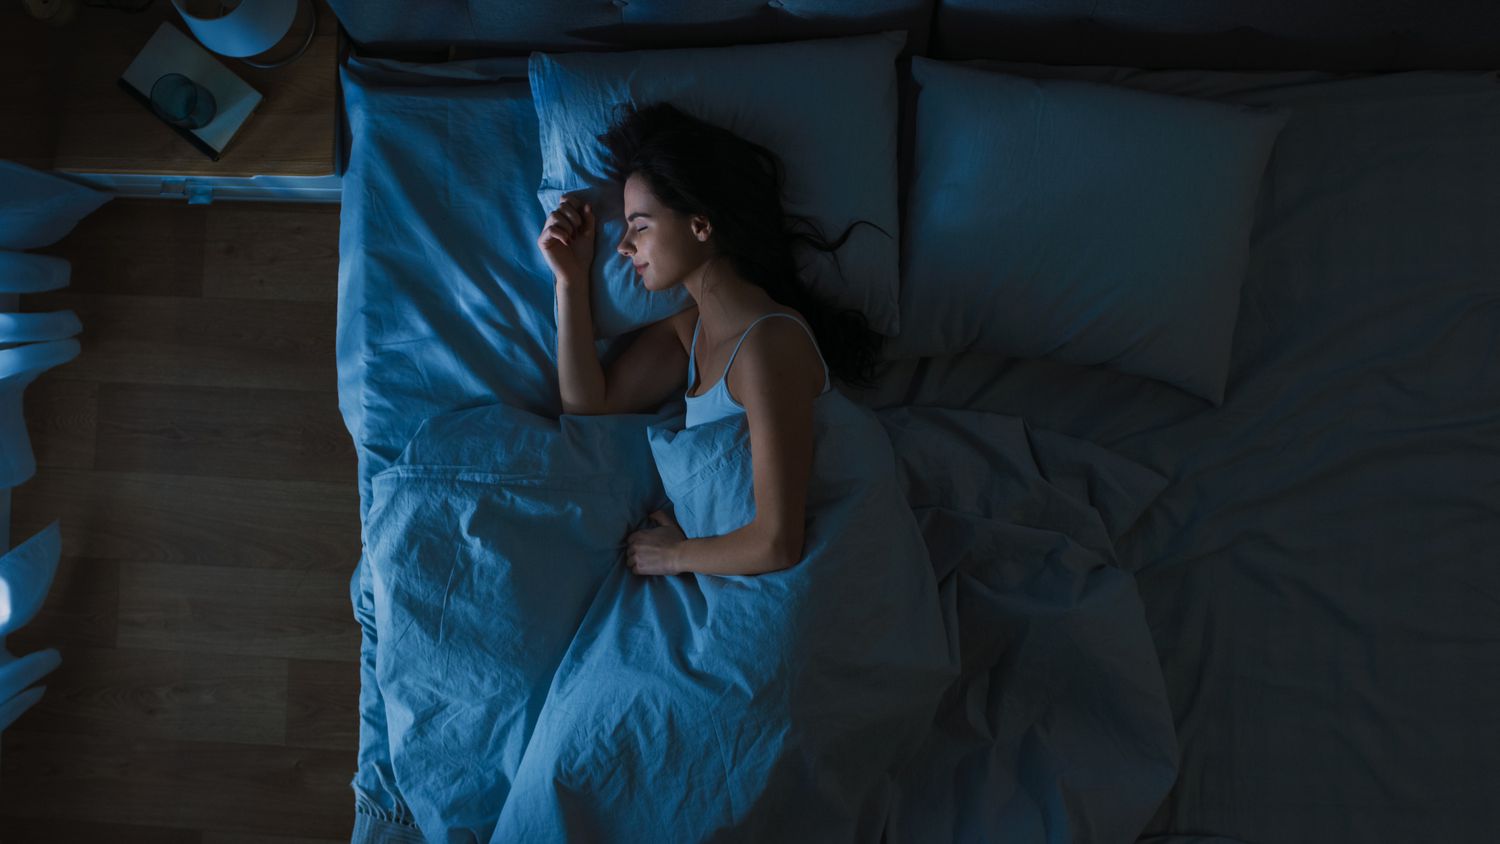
[{"x1": 537, "y1": 193, "x2": 597, "y2": 285}]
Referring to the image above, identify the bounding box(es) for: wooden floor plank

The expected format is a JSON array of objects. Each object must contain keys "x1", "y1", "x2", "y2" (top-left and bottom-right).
[
  {"x1": 8, "y1": 468, "x2": 360, "y2": 570},
  {"x1": 95, "y1": 382, "x2": 356, "y2": 484},
  {"x1": 21, "y1": 377, "x2": 99, "y2": 472},
  {"x1": 0, "y1": 817, "x2": 202, "y2": 844},
  {"x1": 286, "y1": 658, "x2": 361, "y2": 751},
  {"x1": 203, "y1": 204, "x2": 340, "y2": 303},
  {"x1": 34, "y1": 199, "x2": 207, "y2": 298},
  {"x1": 0, "y1": 730, "x2": 354, "y2": 839},
  {"x1": 19, "y1": 292, "x2": 337, "y2": 392},
  {"x1": 13, "y1": 646, "x2": 288, "y2": 746},
  {"x1": 117, "y1": 562, "x2": 359, "y2": 664},
  {"x1": 5, "y1": 556, "x2": 118, "y2": 653}
]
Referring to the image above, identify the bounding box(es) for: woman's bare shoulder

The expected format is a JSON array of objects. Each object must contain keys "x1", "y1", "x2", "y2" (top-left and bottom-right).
[{"x1": 729, "y1": 309, "x2": 824, "y2": 399}]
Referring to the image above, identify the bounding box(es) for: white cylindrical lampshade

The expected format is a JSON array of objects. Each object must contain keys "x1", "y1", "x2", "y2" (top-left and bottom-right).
[{"x1": 170, "y1": 0, "x2": 298, "y2": 58}]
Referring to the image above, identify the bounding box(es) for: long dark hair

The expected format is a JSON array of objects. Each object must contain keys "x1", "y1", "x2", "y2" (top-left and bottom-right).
[{"x1": 598, "y1": 102, "x2": 888, "y2": 389}]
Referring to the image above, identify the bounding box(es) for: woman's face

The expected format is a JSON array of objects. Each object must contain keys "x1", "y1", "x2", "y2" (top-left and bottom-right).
[{"x1": 616, "y1": 172, "x2": 711, "y2": 292}]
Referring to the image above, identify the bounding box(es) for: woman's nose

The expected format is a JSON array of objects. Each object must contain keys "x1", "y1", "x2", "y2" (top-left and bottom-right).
[{"x1": 616, "y1": 234, "x2": 632, "y2": 257}]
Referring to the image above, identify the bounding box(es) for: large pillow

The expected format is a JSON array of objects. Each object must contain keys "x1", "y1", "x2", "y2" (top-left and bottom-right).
[
  {"x1": 890, "y1": 58, "x2": 1288, "y2": 405},
  {"x1": 528, "y1": 31, "x2": 907, "y2": 339},
  {"x1": 0, "y1": 160, "x2": 111, "y2": 251}
]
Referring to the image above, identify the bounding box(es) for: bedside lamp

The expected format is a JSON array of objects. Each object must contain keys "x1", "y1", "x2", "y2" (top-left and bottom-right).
[{"x1": 170, "y1": 0, "x2": 317, "y2": 69}]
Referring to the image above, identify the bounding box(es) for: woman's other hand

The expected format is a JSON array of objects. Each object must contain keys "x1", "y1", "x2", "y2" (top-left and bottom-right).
[
  {"x1": 625, "y1": 509, "x2": 686, "y2": 576},
  {"x1": 537, "y1": 193, "x2": 597, "y2": 284}
]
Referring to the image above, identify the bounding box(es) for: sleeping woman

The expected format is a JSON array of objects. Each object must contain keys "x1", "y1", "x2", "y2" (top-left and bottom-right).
[{"x1": 534, "y1": 102, "x2": 885, "y2": 580}]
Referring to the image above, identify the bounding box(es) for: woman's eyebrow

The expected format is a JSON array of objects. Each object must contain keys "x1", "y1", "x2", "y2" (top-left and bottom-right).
[{"x1": 627, "y1": 212, "x2": 653, "y2": 221}]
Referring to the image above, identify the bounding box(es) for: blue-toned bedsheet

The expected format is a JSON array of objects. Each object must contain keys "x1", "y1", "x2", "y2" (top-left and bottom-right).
[{"x1": 356, "y1": 390, "x2": 1171, "y2": 842}]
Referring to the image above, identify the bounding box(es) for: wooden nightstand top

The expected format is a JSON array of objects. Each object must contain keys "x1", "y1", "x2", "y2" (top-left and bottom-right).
[{"x1": 37, "y1": 1, "x2": 339, "y2": 178}]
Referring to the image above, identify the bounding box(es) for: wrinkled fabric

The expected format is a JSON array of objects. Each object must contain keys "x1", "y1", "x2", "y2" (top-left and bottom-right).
[
  {"x1": 360, "y1": 393, "x2": 1173, "y2": 842},
  {"x1": 852, "y1": 65, "x2": 1500, "y2": 844},
  {"x1": 364, "y1": 404, "x2": 673, "y2": 839},
  {"x1": 492, "y1": 390, "x2": 953, "y2": 841}
]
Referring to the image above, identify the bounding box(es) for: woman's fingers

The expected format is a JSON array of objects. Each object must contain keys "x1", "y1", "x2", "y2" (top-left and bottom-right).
[
  {"x1": 546, "y1": 210, "x2": 575, "y2": 235},
  {"x1": 558, "y1": 196, "x2": 586, "y2": 227},
  {"x1": 544, "y1": 201, "x2": 596, "y2": 248}
]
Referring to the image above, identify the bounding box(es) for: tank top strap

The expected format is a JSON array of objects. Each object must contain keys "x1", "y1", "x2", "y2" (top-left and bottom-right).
[
  {"x1": 687, "y1": 316, "x2": 701, "y2": 385},
  {"x1": 722, "y1": 312, "x2": 831, "y2": 391}
]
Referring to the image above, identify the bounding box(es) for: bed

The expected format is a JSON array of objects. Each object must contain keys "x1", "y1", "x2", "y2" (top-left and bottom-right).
[{"x1": 329, "y1": 2, "x2": 1500, "y2": 842}]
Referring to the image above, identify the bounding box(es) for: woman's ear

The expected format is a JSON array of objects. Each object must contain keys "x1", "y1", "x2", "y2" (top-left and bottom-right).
[{"x1": 691, "y1": 215, "x2": 712, "y2": 242}]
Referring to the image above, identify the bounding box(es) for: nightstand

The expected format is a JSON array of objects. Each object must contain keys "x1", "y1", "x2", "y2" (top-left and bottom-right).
[{"x1": 16, "y1": 0, "x2": 342, "y2": 204}]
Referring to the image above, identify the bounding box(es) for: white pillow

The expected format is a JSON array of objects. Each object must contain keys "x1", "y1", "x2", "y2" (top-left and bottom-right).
[{"x1": 529, "y1": 31, "x2": 907, "y2": 338}]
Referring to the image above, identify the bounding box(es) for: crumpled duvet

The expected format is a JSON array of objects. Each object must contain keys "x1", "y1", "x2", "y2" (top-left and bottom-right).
[{"x1": 360, "y1": 389, "x2": 1176, "y2": 842}]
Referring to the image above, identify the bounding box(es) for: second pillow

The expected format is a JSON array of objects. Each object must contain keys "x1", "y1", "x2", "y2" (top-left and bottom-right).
[{"x1": 891, "y1": 58, "x2": 1288, "y2": 405}]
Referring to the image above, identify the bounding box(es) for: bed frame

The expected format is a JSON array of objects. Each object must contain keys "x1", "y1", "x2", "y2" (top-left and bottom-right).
[{"x1": 325, "y1": 2, "x2": 1500, "y2": 841}]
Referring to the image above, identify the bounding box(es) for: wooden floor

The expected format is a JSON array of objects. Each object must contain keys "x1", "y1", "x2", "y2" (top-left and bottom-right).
[{"x1": 0, "y1": 198, "x2": 361, "y2": 842}]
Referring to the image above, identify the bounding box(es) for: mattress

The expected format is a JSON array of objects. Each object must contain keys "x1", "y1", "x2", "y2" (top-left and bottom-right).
[{"x1": 336, "y1": 56, "x2": 1500, "y2": 842}]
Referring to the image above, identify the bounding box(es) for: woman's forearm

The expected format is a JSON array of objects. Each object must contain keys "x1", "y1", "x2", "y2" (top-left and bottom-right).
[
  {"x1": 673, "y1": 520, "x2": 792, "y2": 577},
  {"x1": 555, "y1": 279, "x2": 607, "y2": 415}
]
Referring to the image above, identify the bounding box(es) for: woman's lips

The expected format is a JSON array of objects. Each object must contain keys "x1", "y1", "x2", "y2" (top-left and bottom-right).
[{"x1": 634, "y1": 263, "x2": 648, "y2": 273}]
